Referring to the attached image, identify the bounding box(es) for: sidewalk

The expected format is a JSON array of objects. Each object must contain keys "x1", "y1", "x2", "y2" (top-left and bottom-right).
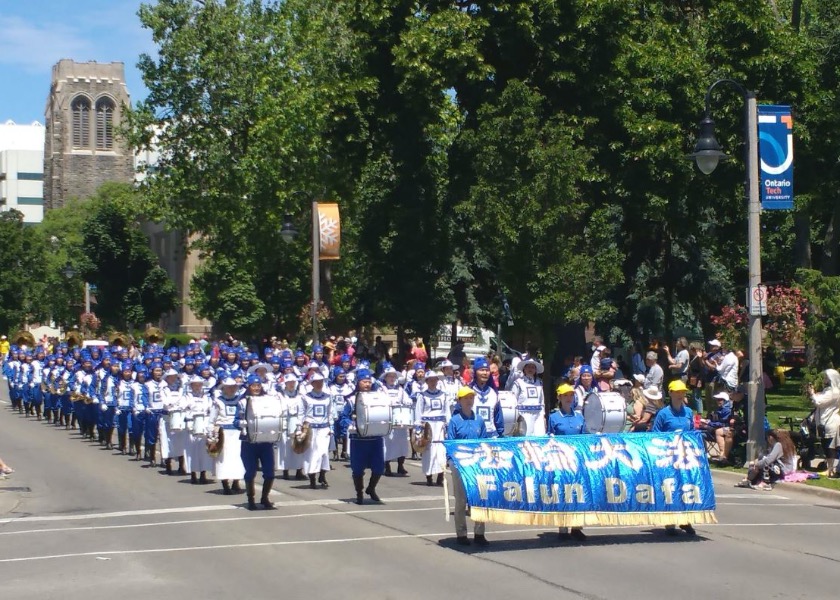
[{"x1": 711, "y1": 468, "x2": 840, "y2": 502}]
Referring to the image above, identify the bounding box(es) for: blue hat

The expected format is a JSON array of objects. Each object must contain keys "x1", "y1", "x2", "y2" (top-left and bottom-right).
[
  {"x1": 414, "y1": 362, "x2": 426, "y2": 371},
  {"x1": 246, "y1": 374, "x2": 261, "y2": 386},
  {"x1": 473, "y1": 357, "x2": 489, "y2": 370},
  {"x1": 312, "y1": 345, "x2": 323, "y2": 353},
  {"x1": 269, "y1": 356, "x2": 281, "y2": 365},
  {"x1": 341, "y1": 354, "x2": 351, "y2": 363},
  {"x1": 121, "y1": 361, "x2": 133, "y2": 372},
  {"x1": 295, "y1": 350, "x2": 305, "y2": 358},
  {"x1": 355, "y1": 369, "x2": 372, "y2": 382},
  {"x1": 579, "y1": 364, "x2": 594, "y2": 376},
  {"x1": 184, "y1": 358, "x2": 195, "y2": 366},
  {"x1": 150, "y1": 361, "x2": 163, "y2": 370}
]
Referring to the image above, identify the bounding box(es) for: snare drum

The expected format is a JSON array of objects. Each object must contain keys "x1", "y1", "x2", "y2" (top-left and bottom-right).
[
  {"x1": 168, "y1": 409, "x2": 186, "y2": 431},
  {"x1": 190, "y1": 413, "x2": 208, "y2": 436},
  {"x1": 285, "y1": 414, "x2": 302, "y2": 435},
  {"x1": 583, "y1": 391, "x2": 627, "y2": 433},
  {"x1": 355, "y1": 392, "x2": 392, "y2": 437},
  {"x1": 390, "y1": 406, "x2": 413, "y2": 428},
  {"x1": 246, "y1": 396, "x2": 284, "y2": 443},
  {"x1": 498, "y1": 391, "x2": 521, "y2": 437}
]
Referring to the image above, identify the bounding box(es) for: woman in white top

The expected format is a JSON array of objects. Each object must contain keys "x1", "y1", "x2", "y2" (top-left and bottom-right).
[
  {"x1": 414, "y1": 371, "x2": 449, "y2": 485},
  {"x1": 210, "y1": 377, "x2": 245, "y2": 494},
  {"x1": 808, "y1": 369, "x2": 840, "y2": 477},
  {"x1": 382, "y1": 368, "x2": 412, "y2": 475},
  {"x1": 511, "y1": 358, "x2": 546, "y2": 436},
  {"x1": 184, "y1": 375, "x2": 214, "y2": 484},
  {"x1": 303, "y1": 372, "x2": 332, "y2": 489},
  {"x1": 277, "y1": 373, "x2": 306, "y2": 481},
  {"x1": 161, "y1": 368, "x2": 188, "y2": 475}
]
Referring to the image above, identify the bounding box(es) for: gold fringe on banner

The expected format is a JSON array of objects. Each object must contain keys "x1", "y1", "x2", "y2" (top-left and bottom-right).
[{"x1": 468, "y1": 508, "x2": 718, "y2": 528}]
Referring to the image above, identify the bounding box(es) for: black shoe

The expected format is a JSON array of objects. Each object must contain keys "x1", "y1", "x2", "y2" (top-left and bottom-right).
[
  {"x1": 199, "y1": 472, "x2": 208, "y2": 484},
  {"x1": 384, "y1": 463, "x2": 393, "y2": 477},
  {"x1": 222, "y1": 480, "x2": 232, "y2": 495},
  {"x1": 190, "y1": 473, "x2": 198, "y2": 484},
  {"x1": 679, "y1": 524, "x2": 696, "y2": 536},
  {"x1": 231, "y1": 480, "x2": 242, "y2": 493},
  {"x1": 295, "y1": 470, "x2": 306, "y2": 481},
  {"x1": 473, "y1": 535, "x2": 489, "y2": 547},
  {"x1": 426, "y1": 475, "x2": 434, "y2": 487},
  {"x1": 570, "y1": 528, "x2": 587, "y2": 541},
  {"x1": 282, "y1": 470, "x2": 290, "y2": 481},
  {"x1": 247, "y1": 498, "x2": 258, "y2": 511},
  {"x1": 397, "y1": 467, "x2": 408, "y2": 476},
  {"x1": 436, "y1": 473, "x2": 444, "y2": 487},
  {"x1": 456, "y1": 536, "x2": 471, "y2": 546}
]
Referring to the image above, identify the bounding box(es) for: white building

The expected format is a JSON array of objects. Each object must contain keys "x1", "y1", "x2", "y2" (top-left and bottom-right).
[{"x1": 0, "y1": 120, "x2": 45, "y2": 223}]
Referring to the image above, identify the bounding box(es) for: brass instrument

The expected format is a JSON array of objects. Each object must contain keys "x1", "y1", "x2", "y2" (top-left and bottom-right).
[
  {"x1": 40, "y1": 382, "x2": 49, "y2": 394},
  {"x1": 13, "y1": 330, "x2": 36, "y2": 348},
  {"x1": 206, "y1": 426, "x2": 225, "y2": 458},
  {"x1": 65, "y1": 330, "x2": 84, "y2": 349},
  {"x1": 70, "y1": 392, "x2": 84, "y2": 403},
  {"x1": 144, "y1": 326, "x2": 165, "y2": 345},
  {"x1": 292, "y1": 422, "x2": 313, "y2": 454},
  {"x1": 57, "y1": 379, "x2": 68, "y2": 395},
  {"x1": 109, "y1": 331, "x2": 130, "y2": 348},
  {"x1": 410, "y1": 421, "x2": 433, "y2": 455}
]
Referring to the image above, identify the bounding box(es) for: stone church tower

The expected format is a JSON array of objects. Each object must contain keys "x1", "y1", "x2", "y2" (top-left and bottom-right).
[{"x1": 43, "y1": 60, "x2": 134, "y2": 208}]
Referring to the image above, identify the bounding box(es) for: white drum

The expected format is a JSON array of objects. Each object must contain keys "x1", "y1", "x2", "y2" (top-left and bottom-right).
[
  {"x1": 498, "y1": 391, "x2": 521, "y2": 437},
  {"x1": 355, "y1": 392, "x2": 392, "y2": 438},
  {"x1": 168, "y1": 409, "x2": 186, "y2": 431},
  {"x1": 391, "y1": 406, "x2": 413, "y2": 428},
  {"x1": 583, "y1": 391, "x2": 627, "y2": 434},
  {"x1": 190, "y1": 413, "x2": 208, "y2": 436},
  {"x1": 246, "y1": 396, "x2": 284, "y2": 443}
]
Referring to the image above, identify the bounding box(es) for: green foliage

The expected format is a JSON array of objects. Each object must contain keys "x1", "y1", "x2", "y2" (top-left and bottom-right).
[
  {"x1": 797, "y1": 268, "x2": 840, "y2": 369},
  {"x1": 0, "y1": 211, "x2": 36, "y2": 332},
  {"x1": 80, "y1": 184, "x2": 179, "y2": 330}
]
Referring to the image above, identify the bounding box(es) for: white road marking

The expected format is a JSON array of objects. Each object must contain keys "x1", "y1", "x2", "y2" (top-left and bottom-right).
[
  {"x1": 0, "y1": 506, "x2": 442, "y2": 536},
  {"x1": 0, "y1": 495, "x2": 450, "y2": 525},
  {"x1": 717, "y1": 503, "x2": 810, "y2": 507},
  {"x1": 4, "y1": 522, "x2": 840, "y2": 563}
]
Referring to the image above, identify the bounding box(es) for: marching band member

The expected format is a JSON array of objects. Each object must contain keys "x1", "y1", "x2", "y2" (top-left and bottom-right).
[
  {"x1": 161, "y1": 368, "x2": 187, "y2": 475},
  {"x1": 344, "y1": 369, "x2": 385, "y2": 504},
  {"x1": 94, "y1": 354, "x2": 112, "y2": 444},
  {"x1": 311, "y1": 345, "x2": 330, "y2": 379},
  {"x1": 302, "y1": 371, "x2": 332, "y2": 489},
  {"x1": 184, "y1": 375, "x2": 213, "y2": 484},
  {"x1": 446, "y1": 387, "x2": 489, "y2": 547},
  {"x1": 42, "y1": 354, "x2": 55, "y2": 423},
  {"x1": 115, "y1": 362, "x2": 136, "y2": 454},
  {"x1": 277, "y1": 373, "x2": 306, "y2": 481},
  {"x1": 415, "y1": 370, "x2": 449, "y2": 486},
  {"x1": 574, "y1": 365, "x2": 597, "y2": 410},
  {"x1": 131, "y1": 368, "x2": 149, "y2": 460},
  {"x1": 469, "y1": 358, "x2": 504, "y2": 438},
  {"x1": 55, "y1": 356, "x2": 73, "y2": 428},
  {"x1": 210, "y1": 376, "x2": 245, "y2": 494},
  {"x1": 234, "y1": 375, "x2": 278, "y2": 510},
  {"x1": 548, "y1": 383, "x2": 587, "y2": 541},
  {"x1": 143, "y1": 364, "x2": 167, "y2": 466},
  {"x1": 329, "y1": 367, "x2": 354, "y2": 460},
  {"x1": 101, "y1": 361, "x2": 121, "y2": 450},
  {"x1": 511, "y1": 357, "x2": 546, "y2": 436},
  {"x1": 438, "y1": 360, "x2": 460, "y2": 415},
  {"x1": 7, "y1": 350, "x2": 22, "y2": 412},
  {"x1": 652, "y1": 379, "x2": 696, "y2": 537},
  {"x1": 382, "y1": 367, "x2": 411, "y2": 476},
  {"x1": 79, "y1": 356, "x2": 97, "y2": 440}
]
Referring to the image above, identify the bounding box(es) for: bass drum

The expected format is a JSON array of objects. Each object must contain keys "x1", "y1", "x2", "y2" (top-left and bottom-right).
[
  {"x1": 583, "y1": 391, "x2": 627, "y2": 434},
  {"x1": 246, "y1": 396, "x2": 284, "y2": 443},
  {"x1": 498, "y1": 391, "x2": 522, "y2": 437},
  {"x1": 355, "y1": 392, "x2": 393, "y2": 438}
]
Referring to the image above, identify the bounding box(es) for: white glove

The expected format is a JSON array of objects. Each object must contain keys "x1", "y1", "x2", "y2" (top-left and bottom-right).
[
  {"x1": 100, "y1": 403, "x2": 108, "y2": 412},
  {"x1": 115, "y1": 409, "x2": 122, "y2": 416},
  {"x1": 145, "y1": 407, "x2": 152, "y2": 414}
]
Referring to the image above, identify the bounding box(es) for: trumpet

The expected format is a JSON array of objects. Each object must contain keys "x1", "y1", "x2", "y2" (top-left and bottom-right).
[
  {"x1": 57, "y1": 380, "x2": 68, "y2": 395},
  {"x1": 70, "y1": 392, "x2": 84, "y2": 403}
]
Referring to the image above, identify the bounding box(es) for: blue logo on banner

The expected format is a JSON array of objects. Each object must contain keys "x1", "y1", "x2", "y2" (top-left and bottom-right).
[
  {"x1": 442, "y1": 432, "x2": 716, "y2": 527},
  {"x1": 758, "y1": 105, "x2": 794, "y2": 210}
]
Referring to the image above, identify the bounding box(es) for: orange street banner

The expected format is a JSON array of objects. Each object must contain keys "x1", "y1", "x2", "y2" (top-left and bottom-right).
[{"x1": 317, "y1": 203, "x2": 341, "y2": 260}]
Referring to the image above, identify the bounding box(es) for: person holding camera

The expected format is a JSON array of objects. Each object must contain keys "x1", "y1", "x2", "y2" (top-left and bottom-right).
[{"x1": 807, "y1": 369, "x2": 840, "y2": 478}]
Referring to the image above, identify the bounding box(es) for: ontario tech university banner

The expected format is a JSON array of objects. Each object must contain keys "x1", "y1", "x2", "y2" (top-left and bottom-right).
[{"x1": 442, "y1": 432, "x2": 717, "y2": 528}]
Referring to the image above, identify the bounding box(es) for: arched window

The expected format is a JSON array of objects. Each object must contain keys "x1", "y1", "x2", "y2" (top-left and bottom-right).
[
  {"x1": 71, "y1": 96, "x2": 91, "y2": 148},
  {"x1": 95, "y1": 97, "x2": 115, "y2": 150}
]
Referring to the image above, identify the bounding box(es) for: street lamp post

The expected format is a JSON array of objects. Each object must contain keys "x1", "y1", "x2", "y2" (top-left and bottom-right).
[
  {"x1": 280, "y1": 197, "x2": 320, "y2": 346},
  {"x1": 689, "y1": 79, "x2": 765, "y2": 461},
  {"x1": 62, "y1": 263, "x2": 91, "y2": 314}
]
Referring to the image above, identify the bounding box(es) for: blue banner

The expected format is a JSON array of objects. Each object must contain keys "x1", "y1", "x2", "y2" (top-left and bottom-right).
[
  {"x1": 443, "y1": 432, "x2": 717, "y2": 527},
  {"x1": 758, "y1": 104, "x2": 794, "y2": 210}
]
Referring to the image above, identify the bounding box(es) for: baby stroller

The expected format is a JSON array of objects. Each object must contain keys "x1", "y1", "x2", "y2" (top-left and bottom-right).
[{"x1": 779, "y1": 411, "x2": 823, "y2": 470}]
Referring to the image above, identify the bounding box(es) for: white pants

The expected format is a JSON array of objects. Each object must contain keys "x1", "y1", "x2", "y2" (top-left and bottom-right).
[
  {"x1": 214, "y1": 429, "x2": 245, "y2": 480},
  {"x1": 304, "y1": 427, "x2": 331, "y2": 474}
]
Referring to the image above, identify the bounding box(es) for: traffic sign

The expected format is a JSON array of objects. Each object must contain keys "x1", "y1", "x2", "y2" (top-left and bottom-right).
[{"x1": 749, "y1": 285, "x2": 768, "y2": 316}]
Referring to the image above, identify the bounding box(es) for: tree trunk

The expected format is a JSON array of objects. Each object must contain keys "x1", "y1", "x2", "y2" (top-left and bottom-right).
[{"x1": 793, "y1": 212, "x2": 812, "y2": 270}]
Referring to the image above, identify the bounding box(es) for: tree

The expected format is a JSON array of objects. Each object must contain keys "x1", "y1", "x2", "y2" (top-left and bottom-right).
[
  {"x1": 80, "y1": 184, "x2": 179, "y2": 330},
  {"x1": 0, "y1": 210, "x2": 36, "y2": 333}
]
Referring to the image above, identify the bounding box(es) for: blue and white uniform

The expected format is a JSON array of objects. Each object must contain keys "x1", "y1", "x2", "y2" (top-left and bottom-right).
[
  {"x1": 211, "y1": 382, "x2": 246, "y2": 482},
  {"x1": 415, "y1": 374, "x2": 449, "y2": 477},
  {"x1": 302, "y1": 379, "x2": 332, "y2": 475}
]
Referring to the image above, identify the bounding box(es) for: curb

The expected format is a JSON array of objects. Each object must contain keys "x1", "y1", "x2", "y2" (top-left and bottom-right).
[{"x1": 711, "y1": 468, "x2": 840, "y2": 502}]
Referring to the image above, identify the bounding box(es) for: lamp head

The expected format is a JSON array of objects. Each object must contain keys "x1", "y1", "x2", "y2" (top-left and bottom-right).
[
  {"x1": 279, "y1": 214, "x2": 298, "y2": 244},
  {"x1": 62, "y1": 263, "x2": 75, "y2": 280},
  {"x1": 689, "y1": 115, "x2": 728, "y2": 175}
]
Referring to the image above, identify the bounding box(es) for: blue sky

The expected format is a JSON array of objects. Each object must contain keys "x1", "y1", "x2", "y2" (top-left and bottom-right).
[{"x1": 0, "y1": 0, "x2": 153, "y2": 124}]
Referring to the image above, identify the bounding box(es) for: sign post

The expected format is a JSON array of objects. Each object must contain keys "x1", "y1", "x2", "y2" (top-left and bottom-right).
[{"x1": 749, "y1": 284, "x2": 768, "y2": 317}]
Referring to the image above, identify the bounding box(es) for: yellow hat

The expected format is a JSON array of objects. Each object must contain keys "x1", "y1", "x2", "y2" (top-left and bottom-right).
[
  {"x1": 457, "y1": 386, "x2": 476, "y2": 399},
  {"x1": 668, "y1": 380, "x2": 688, "y2": 393},
  {"x1": 555, "y1": 383, "x2": 575, "y2": 396}
]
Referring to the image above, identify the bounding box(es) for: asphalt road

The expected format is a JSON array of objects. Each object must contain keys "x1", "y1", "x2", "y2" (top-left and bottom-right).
[{"x1": 1, "y1": 386, "x2": 839, "y2": 600}]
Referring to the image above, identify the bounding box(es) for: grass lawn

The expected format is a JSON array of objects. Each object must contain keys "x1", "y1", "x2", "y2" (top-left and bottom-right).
[{"x1": 712, "y1": 375, "x2": 840, "y2": 492}]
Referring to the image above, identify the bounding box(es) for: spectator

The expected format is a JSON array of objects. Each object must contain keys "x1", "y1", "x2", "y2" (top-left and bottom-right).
[
  {"x1": 735, "y1": 429, "x2": 798, "y2": 490},
  {"x1": 703, "y1": 391, "x2": 735, "y2": 465},
  {"x1": 447, "y1": 340, "x2": 466, "y2": 372},
  {"x1": 807, "y1": 369, "x2": 840, "y2": 478},
  {"x1": 631, "y1": 341, "x2": 646, "y2": 377},
  {"x1": 664, "y1": 337, "x2": 689, "y2": 383},
  {"x1": 705, "y1": 339, "x2": 738, "y2": 392},
  {"x1": 642, "y1": 351, "x2": 663, "y2": 392}
]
